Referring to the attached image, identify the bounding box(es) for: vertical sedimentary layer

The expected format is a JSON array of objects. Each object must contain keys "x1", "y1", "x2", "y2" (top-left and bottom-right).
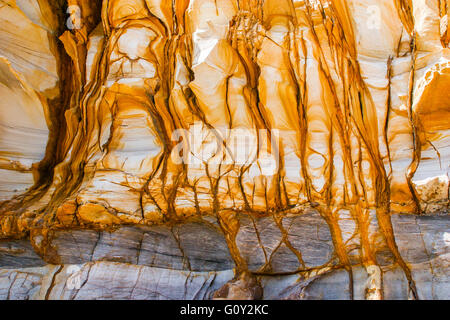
[{"x1": 0, "y1": 0, "x2": 449, "y2": 300}]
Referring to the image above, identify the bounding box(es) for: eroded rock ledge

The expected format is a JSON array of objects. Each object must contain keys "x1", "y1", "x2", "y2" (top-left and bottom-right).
[{"x1": 0, "y1": 0, "x2": 449, "y2": 300}]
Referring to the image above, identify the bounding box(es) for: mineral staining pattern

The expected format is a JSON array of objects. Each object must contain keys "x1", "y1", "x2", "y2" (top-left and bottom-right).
[{"x1": 0, "y1": 0, "x2": 449, "y2": 300}]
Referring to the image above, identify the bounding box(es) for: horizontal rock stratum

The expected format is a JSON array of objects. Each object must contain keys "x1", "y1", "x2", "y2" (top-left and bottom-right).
[{"x1": 0, "y1": 0, "x2": 449, "y2": 300}]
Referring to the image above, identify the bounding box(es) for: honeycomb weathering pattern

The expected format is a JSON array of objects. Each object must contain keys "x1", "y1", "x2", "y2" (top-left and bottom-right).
[{"x1": 0, "y1": 0, "x2": 449, "y2": 300}]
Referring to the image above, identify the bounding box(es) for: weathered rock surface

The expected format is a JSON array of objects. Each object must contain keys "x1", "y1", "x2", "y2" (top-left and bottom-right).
[
  {"x1": 1, "y1": 211, "x2": 449, "y2": 299},
  {"x1": 0, "y1": 0, "x2": 449, "y2": 300}
]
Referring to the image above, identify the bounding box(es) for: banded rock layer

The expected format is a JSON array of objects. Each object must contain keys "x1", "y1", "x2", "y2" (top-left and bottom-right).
[{"x1": 0, "y1": 0, "x2": 449, "y2": 300}]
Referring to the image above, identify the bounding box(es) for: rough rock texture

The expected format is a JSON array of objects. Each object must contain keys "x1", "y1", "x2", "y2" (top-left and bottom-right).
[{"x1": 0, "y1": 0, "x2": 449, "y2": 300}]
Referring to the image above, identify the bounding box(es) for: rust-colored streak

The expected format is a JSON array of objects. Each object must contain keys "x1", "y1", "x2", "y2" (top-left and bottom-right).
[{"x1": 1, "y1": 0, "x2": 448, "y2": 300}]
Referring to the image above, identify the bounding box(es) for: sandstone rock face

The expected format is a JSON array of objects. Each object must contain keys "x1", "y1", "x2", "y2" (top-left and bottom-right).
[{"x1": 0, "y1": 0, "x2": 449, "y2": 300}]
